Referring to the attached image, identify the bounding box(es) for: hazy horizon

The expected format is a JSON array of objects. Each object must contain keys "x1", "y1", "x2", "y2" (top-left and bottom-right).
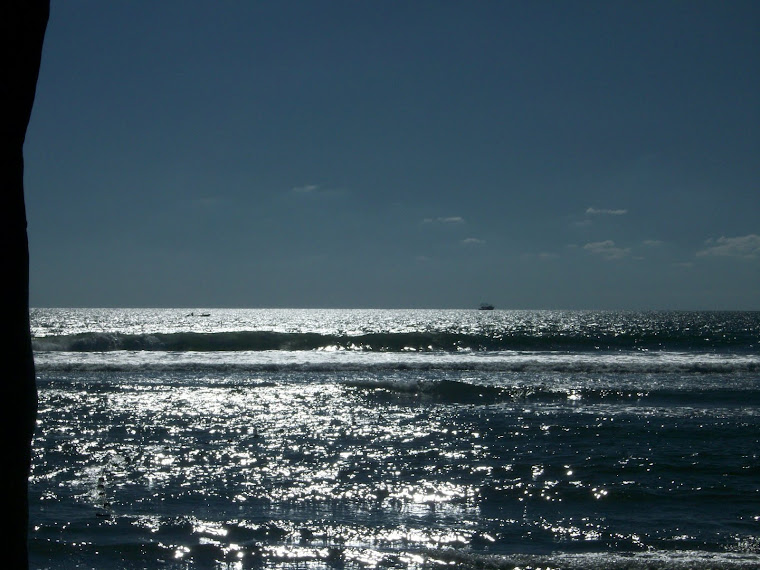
[{"x1": 30, "y1": 305, "x2": 760, "y2": 312}]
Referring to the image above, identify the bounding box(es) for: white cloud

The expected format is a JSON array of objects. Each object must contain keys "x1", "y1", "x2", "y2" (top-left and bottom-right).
[
  {"x1": 586, "y1": 207, "x2": 628, "y2": 216},
  {"x1": 643, "y1": 240, "x2": 663, "y2": 247},
  {"x1": 697, "y1": 234, "x2": 760, "y2": 259},
  {"x1": 290, "y1": 184, "x2": 347, "y2": 198},
  {"x1": 423, "y1": 216, "x2": 465, "y2": 224},
  {"x1": 462, "y1": 237, "x2": 485, "y2": 245},
  {"x1": 584, "y1": 240, "x2": 631, "y2": 260},
  {"x1": 292, "y1": 184, "x2": 319, "y2": 194}
]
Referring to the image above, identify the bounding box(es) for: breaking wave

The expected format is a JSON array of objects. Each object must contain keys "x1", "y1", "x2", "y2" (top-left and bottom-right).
[{"x1": 32, "y1": 329, "x2": 759, "y2": 353}]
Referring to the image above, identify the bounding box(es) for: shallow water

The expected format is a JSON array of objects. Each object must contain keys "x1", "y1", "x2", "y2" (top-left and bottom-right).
[{"x1": 29, "y1": 309, "x2": 760, "y2": 568}]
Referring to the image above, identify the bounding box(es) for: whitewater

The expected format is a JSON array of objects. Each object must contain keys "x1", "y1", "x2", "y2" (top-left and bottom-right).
[{"x1": 28, "y1": 309, "x2": 760, "y2": 569}]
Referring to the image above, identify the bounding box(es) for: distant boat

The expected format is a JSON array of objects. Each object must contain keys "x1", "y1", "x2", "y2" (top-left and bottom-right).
[{"x1": 478, "y1": 303, "x2": 495, "y2": 310}]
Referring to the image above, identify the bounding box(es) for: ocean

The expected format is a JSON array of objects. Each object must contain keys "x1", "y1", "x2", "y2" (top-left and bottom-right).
[{"x1": 28, "y1": 308, "x2": 760, "y2": 569}]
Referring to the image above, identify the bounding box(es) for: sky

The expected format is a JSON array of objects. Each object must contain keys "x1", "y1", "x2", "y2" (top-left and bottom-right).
[{"x1": 24, "y1": 0, "x2": 759, "y2": 309}]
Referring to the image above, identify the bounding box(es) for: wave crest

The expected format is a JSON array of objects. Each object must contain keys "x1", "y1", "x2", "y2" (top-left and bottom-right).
[{"x1": 32, "y1": 329, "x2": 758, "y2": 353}]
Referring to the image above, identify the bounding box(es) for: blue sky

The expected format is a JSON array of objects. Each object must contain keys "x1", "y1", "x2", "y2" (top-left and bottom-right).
[{"x1": 25, "y1": 1, "x2": 759, "y2": 309}]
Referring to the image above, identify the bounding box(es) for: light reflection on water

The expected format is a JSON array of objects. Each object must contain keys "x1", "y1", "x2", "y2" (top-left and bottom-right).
[
  {"x1": 32, "y1": 373, "x2": 490, "y2": 567},
  {"x1": 26, "y1": 309, "x2": 760, "y2": 568},
  {"x1": 30, "y1": 369, "x2": 760, "y2": 569},
  {"x1": 33, "y1": 308, "x2": 759, "y2": 349}
]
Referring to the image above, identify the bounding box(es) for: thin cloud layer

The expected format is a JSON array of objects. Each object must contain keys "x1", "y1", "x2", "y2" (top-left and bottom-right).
[
  {"x1": 697, "y1": 234, "x2": 760, "y2": 259},
  {"x1": 584, "y1": 240, "x2": 631, "y2": 260},
  {"x1": 290, "y1": 184, "x2": 346, "y2": 198},
  {"x1": 586, "y1": 207, "x2": 628, "y2": 216},
  {"x1": 292, "y1": 184, "x2": 320, "y2": 194},
  {"x1": 423, "y1": 216, "x2": 465, "y2": 224}
]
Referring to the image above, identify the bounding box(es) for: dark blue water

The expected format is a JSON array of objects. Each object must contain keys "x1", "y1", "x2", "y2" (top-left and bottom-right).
[{"x1": 28, "y1": 310, "x2": 760, "y2": 568}]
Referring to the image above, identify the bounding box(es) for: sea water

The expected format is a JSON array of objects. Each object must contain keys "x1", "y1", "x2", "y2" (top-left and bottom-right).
[{"x1": 28, "y1": 309, "x2": 760, "y2": 569}]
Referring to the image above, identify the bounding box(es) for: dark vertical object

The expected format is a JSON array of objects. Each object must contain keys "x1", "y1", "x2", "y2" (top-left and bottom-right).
[{"x1": 2, "y1": 1, "x2": 49, "y2": 567}]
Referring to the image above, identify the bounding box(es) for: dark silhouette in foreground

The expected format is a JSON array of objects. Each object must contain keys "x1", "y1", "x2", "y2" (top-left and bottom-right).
[{"x1": 3, "y1": 1, "x2": 49, "y2": 566}]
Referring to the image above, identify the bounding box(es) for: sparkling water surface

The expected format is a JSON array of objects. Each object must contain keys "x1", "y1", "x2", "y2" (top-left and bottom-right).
[{"x1": 29, "y1": 309, "x2": 760, "y2": 569}]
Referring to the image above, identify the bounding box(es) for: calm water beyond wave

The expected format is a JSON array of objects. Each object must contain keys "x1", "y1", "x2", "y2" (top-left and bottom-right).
[{"x1": 29, "y1": 309, "x2": 760, "y2": 569}]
